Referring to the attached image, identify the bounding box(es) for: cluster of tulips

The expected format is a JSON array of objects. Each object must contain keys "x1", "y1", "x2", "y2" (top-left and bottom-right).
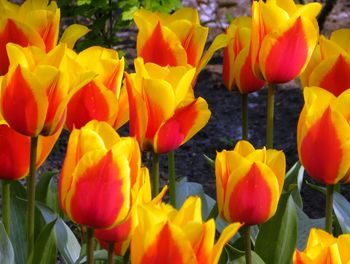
[{"x1": 1, "y1": 0, "x2": 350, "y2": 263}]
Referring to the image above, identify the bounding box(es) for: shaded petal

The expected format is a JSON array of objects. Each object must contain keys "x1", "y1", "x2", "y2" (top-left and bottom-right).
[{"x1": 59, "y1": 24, "x2": 90, "y2": 49}]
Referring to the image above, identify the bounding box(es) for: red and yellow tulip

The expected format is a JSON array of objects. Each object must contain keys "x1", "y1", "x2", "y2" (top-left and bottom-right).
[
  {"x1": 0, "y1": 43, "x2": 92, "y2": 137},
  {"x1": 59, "y1": 120, "x2": 146, "y2": 229},
  {"x1": 251, "y1": 0, "x2": 321, "y2": 83},
  {"x1": 297, "y1": 87, "x2": 350, "y2": 184},
  {"x1": 0, "y1": 121, "x2": 60, "y2": 180},
  {"x1": 301, "y1": 29, "x2": 350, "y2": 96},
  {"x1": 133, "y1": 8, "x2": 229, "y2": 80},
  {"x1": 125, "y1": 57, "x2": 211, "y2": 154},
  {"x1": 131, "y1": 196, "x2": 242, "y2": 264},
  {"x1": 64, "y1": 46, "x2": 128, "y2": 131},
  {"x1": 216, "y1": 140, "x2": 285, "y2": 225},
  {"x1": 0, "y1": 0, "x2": 88, "y2": 75},
  {"x1": 223, "y1": 16, "x2": 265, "y2": 93},
  {"x1": 294, "y1": 228, "x2": 350, "y2": 264}
]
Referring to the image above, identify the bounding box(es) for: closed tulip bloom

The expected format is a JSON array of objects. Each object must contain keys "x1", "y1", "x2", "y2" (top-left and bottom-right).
[
  {"x1": 131, "y1": 196, "x2": 242, "y2": 264},
  {"x1": 223, "y1": 16, "x2": 265, "y2": 93},
  {"x1": 301, "y1": 29, "x2": 350, "y2": 96},
  {"x1": 297, "y1": 87, "x2": 350, "y2": 184},
  {"x1": 65, "y1": 46, "x2": 128, "y2": 130},
  {"x1": 0, "y1": 121, "x2": 60, "y2": 180},
  {"x1": 216, "y1": 140, "x2": 285, "y2": 225},
  {"x1": 251, "y1": 0, "x2": 321, "y2": 83},
  {"x1": 0, "y1": 0, "x2": 89, "y2": 75},
  {"x1": 0, "y1": 43, "x2": 92, "y2": 137},
  {"x1": 125, "y1": 57, "x2": 211, "y2": 154},
  {"x1": 59, "y1": 120, "x2": 145, "y2": 229},
  {"x1": 133, "y1": 8, "x2": 229, "y2": 79},
  {"x1": 294, "y1": 228, "x2": 350, "y2": 264}
]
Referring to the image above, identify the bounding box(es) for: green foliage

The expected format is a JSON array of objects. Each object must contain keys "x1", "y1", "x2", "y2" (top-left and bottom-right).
[
  {"x1": 57, "y1": 0, "x2": 182, "y2": 50},
  {"x1": 0, "y1": 222, "x2": 15, "y2": 264}
]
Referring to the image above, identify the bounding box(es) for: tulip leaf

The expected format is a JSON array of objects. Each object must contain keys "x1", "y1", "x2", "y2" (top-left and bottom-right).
[
  {"x1": 36, "y1": 170, "x2": 58, "y2": 204},
  {"x1": 75, "y1": 249, "x2": 123, "y2": 263},
  {"x1": 203, "y1": 154, "x2": 215, "y2": 168},
  {"x1": 283, "y1": 161, "x2": 304, "y2": 208},
  {"x1": 234, "y1": 251, "x2": 266, "y2": 264},
  {"x1": 29, "y1": 219, "x2": 57, "y2": 264},
  {"x1": 295, "y1": 205, "x2": 324, "y2": 250},
  {"x1": 0, "y1": 222, "x2": 15, "y2": 264},
  {"x1": 9, "y1": 181, "x2": 27, "y2": 264},
  {"x1": 332, "y1": 192, "x2": 350, "y2": 234},
  {"x1": 36, "y1": 203, "x2": 81, "y2": 264},
  {"x1": 46, "y1": 176, "x2": 63, "y2": 216},
  {"x1": 255, "y1": 193, "x2": 297, "y2": 264}
]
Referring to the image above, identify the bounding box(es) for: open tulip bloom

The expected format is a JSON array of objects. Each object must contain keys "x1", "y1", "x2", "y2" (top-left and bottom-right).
[
  {"x1": 131, "y1": 196, "x2": 242, "y2": 264},
  {"x1": 133, "y1": 7, "x2": 229, "y2": 80},
  {"x1": 301, "y1": 29, "x2": 350, "y2": 96},
  {"x1": 294, "y1": 228, "x2": 350, "y2": 264}
]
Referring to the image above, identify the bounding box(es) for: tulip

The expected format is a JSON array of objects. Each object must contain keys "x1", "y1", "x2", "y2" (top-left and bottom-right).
[
  {"x1": 251, "y1": 0, "x2": 321, "y2": 83},
  {"x1": 301, "y1": 29, "x2": 350, "y2": 96},
  {"x1": 0, "y1": 0, "x2": 89, "y2": 75},
  {"x1": 59, "y1": 120, "x2": 145, "y2": 229},
  {"x1": 0, "y1": 43, "x2": 92, "y2": 137},
  {"x1": 294, "y1": 228, "x2": 350, "y2": 264},
  {"x1": 223, "y1": 16, "x2": 265, "y2": 94},
  {"x1": 216, "y1": 140, "x2": 285, "y2": 225},
  {"x1": 130, "y1": 196, "x2": 242, "y2": 264},
  {"x1": 125, "y1": 57, "x2": 211, "y2": 154},
  {"x1": 65, "y1": 46, "x2": 128, "y2": 131},
  {"x1": 133, "y1": 8, "x2": 229, "y2": 80}
]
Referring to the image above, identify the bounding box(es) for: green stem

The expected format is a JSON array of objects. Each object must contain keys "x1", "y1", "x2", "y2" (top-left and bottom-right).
[
  {"x1": 2, "y1": 180, "x2": 10, "y2": 235},
  {"x1": 325, "y1": 184, "x2": 334, "y2": 234},
  {"x1": 241, "y1": 93, "x2": 248, "y2": 140},
  {"x1": 152, "y1": 152, "x2": 160, "y2": 198},
  {"x1": 266, "y1": 83, "x2": 276, "y2": 149},
  {"x1": 243, "y1": 225, "x2": 252, "y2": 264},
  {"x1": 27, "y1": 136, "x2": 38, "y2": 258},
  {"x1": 168, "y1": 151, "x2": 176, "y2": 207},
  {"x1": 108, "y1": 243, "x2": 114, "y2": 264},
  {"x1": 87, "y1": 228, "x2": 94, "y2": 264}
]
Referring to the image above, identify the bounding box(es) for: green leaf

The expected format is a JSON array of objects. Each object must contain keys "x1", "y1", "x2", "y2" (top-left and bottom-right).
[
  {"x1": 30, "y1": 219, "x2": 57, "y2": 264},
  {"x1": 203, "y1": 154, "x2": 215, "y2": 169},
  {"x1": 0, "y1": 222, "x2": 14, "y2": 264},
  {"x1": 333, "y1": 191, "x2": 350, "y2": 234},
  {"x1": 77, "y1": 0, "x2": 92, "y2": 6},
  {"x1": 36, "y1": 170, "x2": 58, "y2": 203},
  {"x1": 295, "y1": 206, "x2": 324, "y2": 250},
  {"x1": 36, "y1": 204, "x2": 81, "y2": 264},
  {"x1": 46, "y1": 176, "x2": 62, "y2": 216},
  {"x1": 75, "y1": 249, "x2": 124, "y2": 263},
  {"x1": 9, "y1": 181, "x2": 27, "y2": 264},
  {"x1": 283, "y1": 161, "x2": 304, "y2": 207},
  {"x1": 233, "y1": 251, "x2": 266, "y2": 264},
  {"x1": 255, "y1": 193, "x2": 297, "y2": 264}
]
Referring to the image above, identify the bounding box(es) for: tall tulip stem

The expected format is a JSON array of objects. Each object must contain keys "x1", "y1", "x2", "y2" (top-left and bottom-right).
[
  {"x1": 87, "y1": 228, "x2": 94, "y2": 264},
  {"x1": 27, "y1": 136, "x2": 38, "y2": 257},
  {"x1": 152, "y1": 152, "x2": 160, "y2": 198},
  {"x1": 243, "y1": 225, "x2": 252, "y2": 264},
  {"x1": 242, "y1": 93, "x2": 248, "y2": 140},
  {"x1": 2, "y1": 180, "x2": 10, "y2": 235},
  {"x1": 325, "y1": 184, "x2": 334, "y2": 234},
  {"x1": 266, "y1": 83, "x2": 275, "y2": 149},
  {"x1": 108, "y1": 243, "x2": 114, "y2": 264},
  {"x1": 168, "y1": 151, "x2": 176, "y2": 207}
]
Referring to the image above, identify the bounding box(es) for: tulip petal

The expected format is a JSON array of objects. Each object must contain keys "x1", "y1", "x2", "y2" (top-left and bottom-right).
[
  {"x1": 260, "y1": 17, "x2": 317, "y2": 83},
  {"x1": 330, "y1": 29, "x2": 350, "y2": 54},
  {"x1": 309, "y1": 55, "x2": 350, "y2": 96},
  {"x1": 233, "y1": 140, "x2": 255, "y2": 156},
  {"x1": 154, "y1": 97, "x2": 210, "y2": 153},
  {"x1": 173, "y1": 196, "x2": 202, "y2": 226},
  {"x1": 59, "y1": 24, "x2": 90, "y2": 49},
  {"x1": 66, "y1": 150, "x2": 130, "y2": 229},
  {"x1": 1, "y1": 66, "x2": 48, "y2": 136}
]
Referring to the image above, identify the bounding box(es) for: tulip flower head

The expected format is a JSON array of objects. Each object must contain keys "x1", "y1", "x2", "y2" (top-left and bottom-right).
[
  {"x1": 59, "y1": 120, "x2": 143, "y2": 229},
  {"x1": 0, "y1": 121, "x2": 60, "y2": 180},
  {"x1": 0, "y1": 0, "x2": 89, "y2": 75},
  {"x1": 133, "y1": 7, "x2": 229, "y2": 80},
  {"x1": 65, "y1": 46, "x2": 128, "y2": 131},
  {"x1": 301, "y1": 29, "x2": 350, "y2": 96},
  {"x1": 216, "y1": 140, "x2": 285, "y2": 225},
  {"x1": 251, "y1": 0, "x2": 321, "y2": 83},
  {"x1": 125, "y1": 57, "x2": 211, "y2": 154},
  {"x1": 223, "y1": 16, "x2": 265, "y2": 93},
  {"x1": 131, "y1": 196, "x2": 242, "y2": 264},
  {"x1": 294, "y1": 228, "x2": 350, "y2": 264},
  {"x1": 297, "y1": 87, "x2": 350, "y2": 184}
]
